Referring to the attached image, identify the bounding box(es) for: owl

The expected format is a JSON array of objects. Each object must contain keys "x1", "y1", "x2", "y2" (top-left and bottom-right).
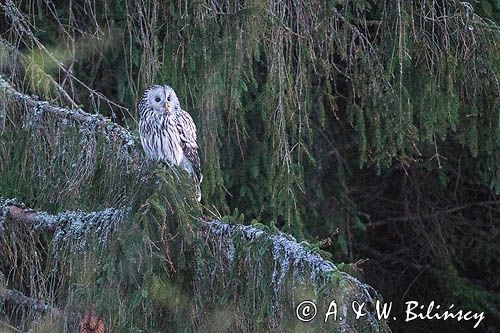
[{"x1": 138, "y1": 85, "x2": 202, "y2": 202}]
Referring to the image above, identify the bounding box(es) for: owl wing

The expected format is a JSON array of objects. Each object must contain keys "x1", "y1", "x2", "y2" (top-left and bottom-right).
[{"x1": 176, "y1": 109, "x2": 202, "y2": 183}]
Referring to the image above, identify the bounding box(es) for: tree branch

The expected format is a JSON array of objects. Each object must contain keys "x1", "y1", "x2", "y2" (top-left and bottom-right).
[
  {"x1": 0, "y1": 287, "x2": 64, "y2": 318},
  {"x1": 0, "y1": 197, "x2": 128, "y2": 239},
  {"x1": 368, "y1": 200, "x2": 500, "y2": 228},
  {"x1": 0, "y1": 75, "x2": 137, "y2": 152},
  {"x1": 0, "y1": 199, "x2": 388, "y2": 332}
]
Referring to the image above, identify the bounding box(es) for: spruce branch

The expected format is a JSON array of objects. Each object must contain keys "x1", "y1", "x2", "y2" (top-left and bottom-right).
[
  {"x1": 0, "y1": 75, "x2": 137, "y2": 153},
  {"x1": 0, "y1": 287, "x2": 64, "y2": 318},
  {"x1": 0, "y1": 197, "x2": 129, "y2": 256}
]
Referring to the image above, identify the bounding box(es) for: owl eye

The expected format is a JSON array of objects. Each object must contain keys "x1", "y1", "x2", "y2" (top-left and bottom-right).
[
  {"x1": 155, "y1": 97, "x2": 161, "y2": 102},
  {"x1": 167, "y1": 96, "x2": 171, "y2": 102}
]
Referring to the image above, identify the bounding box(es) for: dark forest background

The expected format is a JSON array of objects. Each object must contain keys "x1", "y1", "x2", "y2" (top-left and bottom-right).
[{"x1": 0, "y1": 0, "x2": 499, "y2": 332}]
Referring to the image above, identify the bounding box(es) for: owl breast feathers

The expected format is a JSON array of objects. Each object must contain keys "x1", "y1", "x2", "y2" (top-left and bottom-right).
[{"x1": 138, "y1": 84, "x2": 202, "y2": 201}]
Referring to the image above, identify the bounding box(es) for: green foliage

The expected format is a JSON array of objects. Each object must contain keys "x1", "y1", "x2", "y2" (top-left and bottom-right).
[
  {"x1": 475, "y1": 0, "x2": 500, "y2": 24},
  {"x1": 0, "y1": 80, "x2": 203, "y2": 331},
  {"x1": 0, "y1": 67, "x2": 389, "y2": 332},
  {"x1": 1, "y1": 0, "x2": 499, "y2": 331},
  {"x1": 444, "y1": 265, "x2": 500, "y2": 314},
  {"x1": 3, "y1": 0, "x2": 498, "y2": 240}
]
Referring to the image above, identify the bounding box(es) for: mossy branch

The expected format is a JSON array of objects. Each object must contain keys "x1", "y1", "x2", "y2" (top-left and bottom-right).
[
  {"x1": 0, "y1": 197, "x2": 390, "y2": 332},
  {"x1": 198, "y1": 220, "x2": 389, "y2": 332},
  {"x1": 0, "y1": 197, "x2": 128, "y2": 235},
  {"x1": 0, "y1": 286, "x2": 64, "y2": 318},
  {"x1": 0, "y1": 75, "x2": 137, "y2": 154}
]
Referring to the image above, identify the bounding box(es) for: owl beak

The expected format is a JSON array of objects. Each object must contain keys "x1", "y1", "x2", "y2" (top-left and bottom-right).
[{"x1": 164, "y1": 103, "x2": 170, "y2": 112}]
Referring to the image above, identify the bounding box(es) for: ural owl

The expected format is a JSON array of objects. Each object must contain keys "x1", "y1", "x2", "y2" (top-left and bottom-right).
[{"x1": 138, "y1": 85, "x2": 202, "y2": 201}]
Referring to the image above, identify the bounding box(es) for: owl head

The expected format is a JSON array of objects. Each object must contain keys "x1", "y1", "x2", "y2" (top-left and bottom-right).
[{"x1": 144, "y1": 85, "x2": 180, "y2": 115}]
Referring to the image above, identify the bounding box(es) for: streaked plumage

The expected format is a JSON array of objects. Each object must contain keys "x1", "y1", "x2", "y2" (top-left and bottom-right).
[{"x1": 138, "y1": 85, "x2": 202, "y2": 201}]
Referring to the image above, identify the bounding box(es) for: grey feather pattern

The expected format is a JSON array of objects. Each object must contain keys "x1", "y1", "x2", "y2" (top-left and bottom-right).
[
  {"x1": 138, "y1": 85, "x2": 202, "y2": 201},
  {"x1": 177, "y1": 109, "x2": 202, "y2": 183}
]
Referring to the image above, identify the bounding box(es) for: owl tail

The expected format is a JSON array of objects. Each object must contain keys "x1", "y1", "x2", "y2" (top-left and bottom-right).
[
  {"x1": 195, "y1": 183, "x2": 202, "y2": 202},
  {"x1": 192, "y1": 169, "x2": 202, "y2": 203}
]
